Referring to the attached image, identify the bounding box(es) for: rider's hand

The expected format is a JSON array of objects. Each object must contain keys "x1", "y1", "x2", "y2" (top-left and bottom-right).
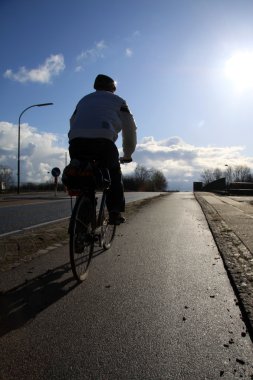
[{"x1": 120, "y1": 157, "x2": 132, "y2": 163}]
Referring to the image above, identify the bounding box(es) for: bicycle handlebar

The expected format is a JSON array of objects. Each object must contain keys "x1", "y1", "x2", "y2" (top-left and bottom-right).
[{"x1": 119, "y1": 157, "x2": 133, "y2": 164}]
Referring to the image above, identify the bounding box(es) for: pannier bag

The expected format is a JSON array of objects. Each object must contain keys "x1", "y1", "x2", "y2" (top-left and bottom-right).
[{"x1": 62, "y1": 159, "x2": 109, "y2": 196}]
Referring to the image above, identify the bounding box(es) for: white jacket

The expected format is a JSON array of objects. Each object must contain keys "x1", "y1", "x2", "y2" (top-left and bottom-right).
[{"x1": 69, "y1": 90, "x2": 137, "y2": 159}]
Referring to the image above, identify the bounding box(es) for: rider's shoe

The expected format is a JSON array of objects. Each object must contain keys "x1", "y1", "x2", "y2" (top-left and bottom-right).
[{"x1": 109, "y1": 212, "x2": 126, "y2": 225}]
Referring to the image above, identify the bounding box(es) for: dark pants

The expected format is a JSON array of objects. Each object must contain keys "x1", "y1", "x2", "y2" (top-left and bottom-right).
[{"x1": 69, "y1": 138, "x2": 125, "y2": 212}]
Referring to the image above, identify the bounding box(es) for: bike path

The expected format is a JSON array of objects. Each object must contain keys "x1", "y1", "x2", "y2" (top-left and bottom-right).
[{"x1": 1, "y1": 192, "x2": 253, "y2": 379}]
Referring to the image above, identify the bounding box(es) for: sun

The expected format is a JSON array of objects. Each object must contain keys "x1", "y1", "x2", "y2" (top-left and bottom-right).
[{"x1": 224, "y1": 51, "x2": 253, "y2": 92}]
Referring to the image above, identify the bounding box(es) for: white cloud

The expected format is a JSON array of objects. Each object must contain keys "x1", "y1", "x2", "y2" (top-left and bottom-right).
[
  {"x1": 125, "y1": 48, "x2": 133, "y2": 57},
  {"x1": 125, "y1": 30, "x2": 141, "y2": 41},
  {"x1": 75, "y1": 65, "x2": 83, "y2": 73},
  {"x1": 96, "y1": 40, "x2": 106, "y2": 50},
  {"x1": 3, "y1": 54, "x2": 65, "y2": 84},
  {"x1": 124, "y1": 30, "x2": 140, "y2": 58},
  {"x1": 1, "y1": 123, "x2": 252, "y2": 190},
  {"x1": 121, "y1": 136, "x2": 253, "y2": 191},
  {"x1": 76, "y1": 40, "x2": 107, "y2": 71},
  {"x1": 0, "y1": 121, "x2": 67, "y2": 183}
]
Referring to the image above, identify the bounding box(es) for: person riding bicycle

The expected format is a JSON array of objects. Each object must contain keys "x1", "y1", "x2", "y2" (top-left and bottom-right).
[{"x1": 68, "y1": 74, "x2": 137, "y2": 225}]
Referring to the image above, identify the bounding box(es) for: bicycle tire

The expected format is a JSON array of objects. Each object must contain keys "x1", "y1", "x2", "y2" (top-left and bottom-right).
[
  {"x1": 69, "y1": 194, "x2": 94, "y2": 282},
  {"x1": 100, "y1": 208, "x2": 117, "y2": 250}
]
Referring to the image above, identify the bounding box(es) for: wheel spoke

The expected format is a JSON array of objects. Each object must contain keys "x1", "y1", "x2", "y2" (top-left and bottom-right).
[{"x1": 69, "y1": 196, "x2": 94, "y2": 282}]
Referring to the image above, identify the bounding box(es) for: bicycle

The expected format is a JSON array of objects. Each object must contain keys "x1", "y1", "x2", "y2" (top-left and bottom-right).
[{"x1": 63, "y1": 157, "x2": 131, "y2": 282}]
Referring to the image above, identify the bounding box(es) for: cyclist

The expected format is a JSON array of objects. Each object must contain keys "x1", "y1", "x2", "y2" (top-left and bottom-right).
[{"x1": 68, "y1": 74, "x2": 137, "y2": 224}]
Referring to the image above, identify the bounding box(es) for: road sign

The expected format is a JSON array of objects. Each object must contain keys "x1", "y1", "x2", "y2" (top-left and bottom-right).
[{"x1": 51, "y1": 167, "x2": 61, "y2": 177}]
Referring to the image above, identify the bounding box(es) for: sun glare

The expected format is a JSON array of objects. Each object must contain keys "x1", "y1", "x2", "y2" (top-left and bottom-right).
[{"x1": 225, "y1": 51, "x2": 253, "y2": 92}]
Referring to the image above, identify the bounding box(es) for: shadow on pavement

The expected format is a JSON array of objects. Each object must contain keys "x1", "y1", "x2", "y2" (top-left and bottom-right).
[
  {"x1": 0, "y1": 239, "x2": 110, "y2": 337},
  {"x1": 0, "y1": 261, "x2": 77, "y2": 337}
]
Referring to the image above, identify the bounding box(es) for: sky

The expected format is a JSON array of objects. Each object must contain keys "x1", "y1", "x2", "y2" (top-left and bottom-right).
[{"x1": 1, "y1": 0, "x2": 253, "y2": 190}]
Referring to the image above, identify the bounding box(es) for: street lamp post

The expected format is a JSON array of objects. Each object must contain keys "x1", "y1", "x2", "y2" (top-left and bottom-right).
[
  {"x1": 17, "y1": 102, "x2": 53, "y2": 194},
  {"x1": 224, "y1": 164, "x2": 233, "y2": 188}
]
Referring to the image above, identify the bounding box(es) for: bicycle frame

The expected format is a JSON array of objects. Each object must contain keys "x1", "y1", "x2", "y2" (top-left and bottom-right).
[
  {"x1": 68, "y1": 161, "x2": 116, "y2": 282},
  {"x1": 66, "y1": 157, "x2": 131, "y2": 282}
]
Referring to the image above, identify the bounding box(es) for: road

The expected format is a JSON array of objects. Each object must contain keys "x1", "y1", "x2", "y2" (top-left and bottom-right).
[
  {"x1": 0, "y1": 192, "x2": 253, "y2": 379},
  {"x1": 0, "y1": 192, "x2": 162, "y2": 235}
]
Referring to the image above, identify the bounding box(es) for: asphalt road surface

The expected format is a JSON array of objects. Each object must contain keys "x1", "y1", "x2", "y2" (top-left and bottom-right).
[
  {"x1": 0, "y1": 192, "x2": 253, "y2": 379},
  {"x1": 0, "y1": 192, "x2": 162, "y2": 235}
]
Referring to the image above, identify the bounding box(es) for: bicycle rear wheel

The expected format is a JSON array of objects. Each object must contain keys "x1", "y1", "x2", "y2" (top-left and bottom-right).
[
  {"x1": 101, "y1": 209, "x2": 116, "y2": 250},
  {"x1": 69, "y1": 194, "x2": 94, "y2": 282}
]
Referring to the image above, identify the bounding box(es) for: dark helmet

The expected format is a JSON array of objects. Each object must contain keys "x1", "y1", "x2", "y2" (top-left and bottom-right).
[{"x1": 94, "y1": 74, "x2": 116, "y2": 92}]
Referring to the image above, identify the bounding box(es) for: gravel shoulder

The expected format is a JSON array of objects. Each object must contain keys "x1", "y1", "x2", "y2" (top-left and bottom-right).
[
  {"x1": 195, "y1": 192, "x2": 253, "y2": 341},
  {"x1": 0, "y1": 195, "x2": 166, "y2": 272}
]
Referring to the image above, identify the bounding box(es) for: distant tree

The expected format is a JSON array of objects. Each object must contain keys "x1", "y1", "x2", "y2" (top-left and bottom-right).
[
  {"x1": 0, "y1": 165, "x2": 14, "y2": 189},
  {"x1": 134, "y1": 165, "x2": 151, "y2": 190},
  {"x1": 224, "y1": 166, "x2": 233, "y2": 185},
  {"x1": 123, "y1": 164, "x2": 168, "y2": 191},
  {"x1": 148, "y1": 168, "x2": 168, "y2": 191},
  {"x1": 122, "y1": 175, "x2": 135, "y2": 191},
  {"x1": 232, "y1": 165, "x2": 252, "y2": 182},
  {"x1": 200, "y1": 169, "x2": 215, "y2": 185},
  {"x1": 201, "y1": 165, "x2": 253, "y2": 186},
  {"x1": 213, "y1": 168, "x2": 223, "y2": 180}
]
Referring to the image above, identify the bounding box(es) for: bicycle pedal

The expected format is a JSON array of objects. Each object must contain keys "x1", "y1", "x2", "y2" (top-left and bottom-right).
[{"x1": 94, "y1": 234, "x2": 100, "y2": 243}]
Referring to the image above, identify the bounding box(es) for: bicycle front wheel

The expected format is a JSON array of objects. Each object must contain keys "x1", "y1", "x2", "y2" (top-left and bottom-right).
[
  {"x1": 101, "y1": 209, "x2": 117, "y2": 250},
  {"x1": 69, "y1": 195, "x2": 94, "y2": 282}
]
